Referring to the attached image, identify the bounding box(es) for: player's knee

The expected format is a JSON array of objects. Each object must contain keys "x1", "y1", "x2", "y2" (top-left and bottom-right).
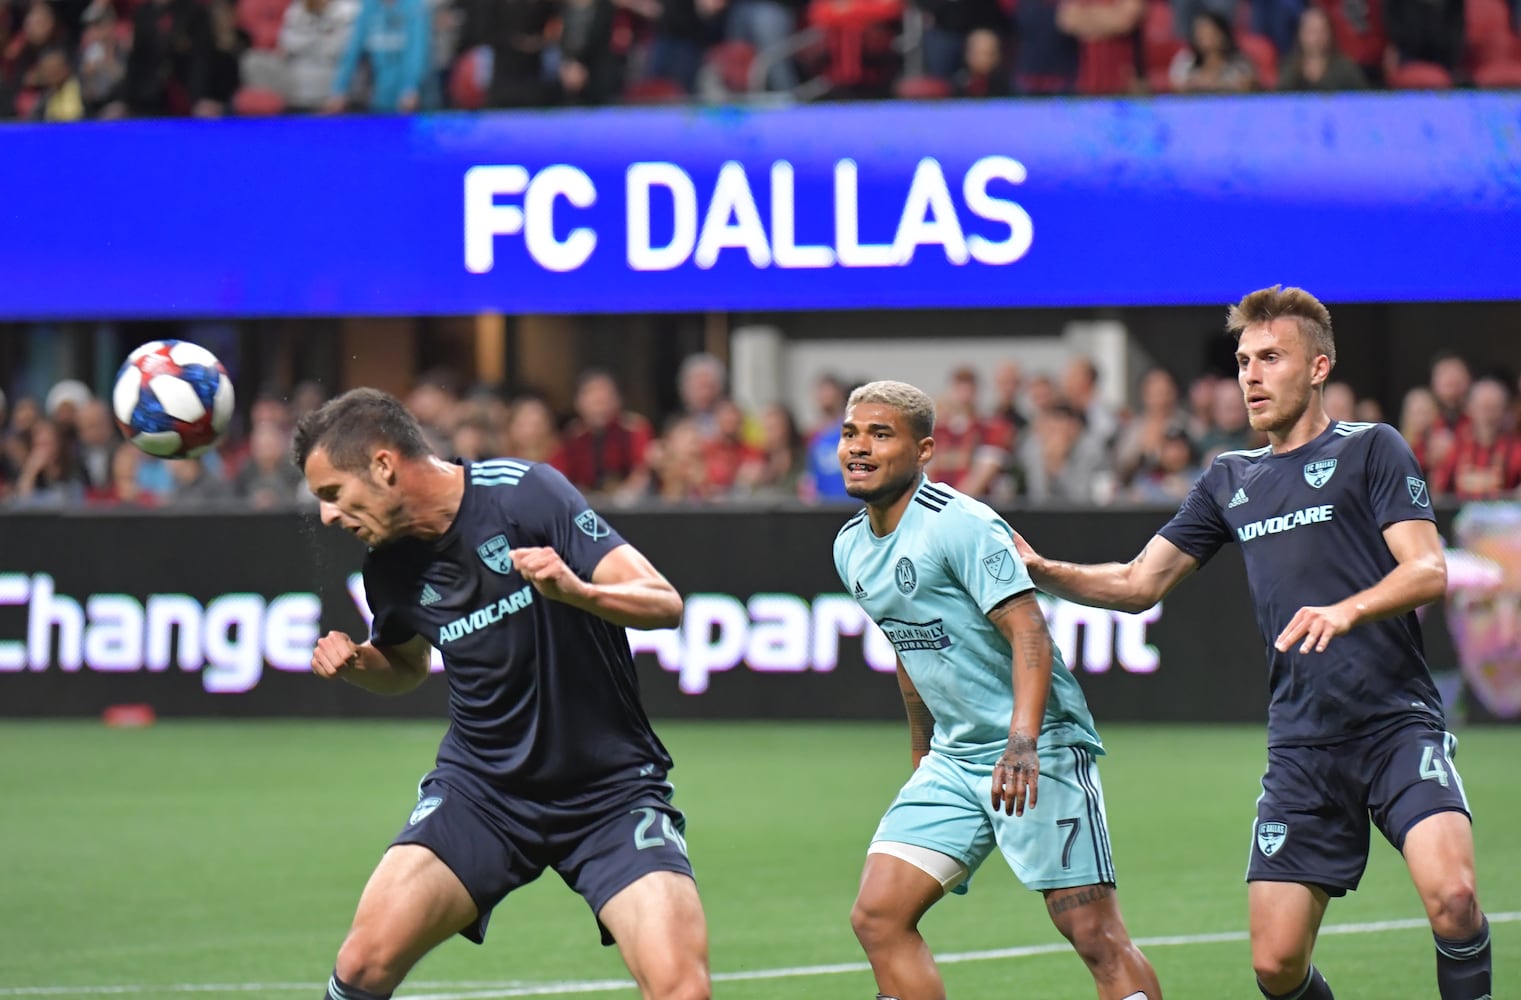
[
  {"x1": 655, "y1": 975, "x2": 711, "y2": 1000},
  {"x1": 1252, "y1": 951, "x2": 1309, "y2": 992},
  {"x1": 1424, "y1": 876, "x2": 1481, "y2": 934},
  {"x1": 1061, "y1": 915, "x2": 1131, "y2": 971},
  {"x1": 638, "y1": 966, "x2": 710, "y2": 1000},
  {"x1": 850, "y1": 894, "x2": 907, "y2": 949},
  {"x1": 334, "y1": 929, "x2": 410, "y2": 993}
]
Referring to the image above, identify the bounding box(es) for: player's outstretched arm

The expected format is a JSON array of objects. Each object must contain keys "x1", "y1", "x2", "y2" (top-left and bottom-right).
[
  {"x1": 311, "y1": 631, "x2": 432, "y2": 695},
  {"x1": 1010, "y1": 530, "x2": 1198, "y2": 614},
  {"x1": 1275, "y1": 518, "x2": 1447, "y2": 654},
  {"x1": 896, "y1": 659, "x2": 934, "y2": 771},
  {"x1": 511, "y1": 543, "x2": 683, "y2": 629}
]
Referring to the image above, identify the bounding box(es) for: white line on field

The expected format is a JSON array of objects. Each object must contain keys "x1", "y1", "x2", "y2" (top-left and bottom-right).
[{"x1": 4, "y1": 910, "x2": 1517, "y2": 999}]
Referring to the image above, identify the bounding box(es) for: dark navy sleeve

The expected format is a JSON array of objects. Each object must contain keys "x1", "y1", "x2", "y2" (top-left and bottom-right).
[
  {"x1": 1366, "y1": 423, "x2": 1437, "y2": 528},
  {"x1": 516, "y1": 463, "x2": 629, "y2": 578},
  {"x1": 361, "y1": 552, "x2": 418, "y2": 647},
  {"x1": 1157, "y1": 461, "x2": 1232, "y2": 564}
]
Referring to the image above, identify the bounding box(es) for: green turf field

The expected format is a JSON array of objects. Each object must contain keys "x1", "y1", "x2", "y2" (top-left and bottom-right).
[{"x1": 1, "y1": 720, "x2": 1515, "y2": 998}]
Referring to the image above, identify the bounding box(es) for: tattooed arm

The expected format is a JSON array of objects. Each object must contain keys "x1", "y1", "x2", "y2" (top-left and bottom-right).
[
  {"x1": 987, "y1": 590, "x2": 1052, "y2": 816},
  {"x1": 897, "y1": 659, "x2": 935, "y2": 770},
  {"x1": 1009, "y1": 530, "x2": 1199, "y2": 614}
]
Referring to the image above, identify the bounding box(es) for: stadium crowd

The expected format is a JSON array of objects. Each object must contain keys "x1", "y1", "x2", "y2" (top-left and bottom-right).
[
  {"x1": 3, "y1": 348, "x2": 1521, "y2": 510},
  {"x1": 0, "y1": 0, "x2": 1517, "y2": 121}
]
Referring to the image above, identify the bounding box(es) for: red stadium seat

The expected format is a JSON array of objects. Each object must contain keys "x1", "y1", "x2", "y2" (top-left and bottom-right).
[
  {"x1": 1144, "y1": 1, "x2": 1186, "y2": 78},
  {"x1": 449, "y1": 47, "x2": 489, "y2": 110},
  {"x1": 232, "y1": 86, "x2": 286, "y2": 116},
  {"x1": 893, "y1": 73, "x2": 953, "y2": 98},
  {"x1": 1237, "y1": 31, "x2": 1278, "y2": 87},
  {"x1": 1386, "y1": 60, "x2": 1456, "y2": 88},
  {"x1": 622, "y1": 77, "x2": 687, "y2": 103},
  {"x1": 1474, "y1": 56, "x2": 1521, "y2": 85},
  {"x1": 1465, "y1": 0, "x2": 1521, "y2": 70},
  {"x1": 808, "y1": 0, "x2": 904, "y2": 88}
]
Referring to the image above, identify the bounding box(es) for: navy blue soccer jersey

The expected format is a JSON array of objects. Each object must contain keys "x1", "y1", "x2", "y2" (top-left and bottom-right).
[
  {"x1": 361, "y1": 459, "x2": 673, "y2": 793},
  {"x1": 1159, "y1": 421, "x2": 1443, "y2": 746}
]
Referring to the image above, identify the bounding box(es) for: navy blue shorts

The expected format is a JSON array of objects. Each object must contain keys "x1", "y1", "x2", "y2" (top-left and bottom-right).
[
  {"x1": 392, "y1": 764, "x2": 695, "y2": 946},
  {"x1": 1248, "y1": 721, "x2": 1471, "y2": 896}
]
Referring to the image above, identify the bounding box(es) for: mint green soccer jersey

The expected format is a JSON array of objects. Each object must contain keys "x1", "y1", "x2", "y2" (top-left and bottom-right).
[{"x1": 834, "y1": 478, "x2": 1103, "y2": 763}]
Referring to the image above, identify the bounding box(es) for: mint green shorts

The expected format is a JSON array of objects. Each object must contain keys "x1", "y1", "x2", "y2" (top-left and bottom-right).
[{"x1": 870, "y1": 745, "x2": 1116, "y2": 892}]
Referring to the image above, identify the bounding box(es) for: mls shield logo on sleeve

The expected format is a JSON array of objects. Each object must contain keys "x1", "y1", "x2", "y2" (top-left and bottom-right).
[
  {"x1": 1303, "y1": 459, "x2": 1338, "y2": 489},
  {"x1": 1256, "y1": 821, "x2": 1288, "y2": 857},
  {"x1": 477, "y1": 534, "x2": 514, "y2": 574},
  {"x1": 1408, "y1": 476, "x2": 1430, "y2": 508},
  {"x1": 982, "y1": 550, "x2": 1016, "y2": 584},
  {"x1": 575, "y1": 509, "x2": 610, "y2": 540}
]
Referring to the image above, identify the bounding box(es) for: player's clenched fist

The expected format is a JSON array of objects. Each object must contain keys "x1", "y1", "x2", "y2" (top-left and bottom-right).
[
  {"x1": 511, "y1": 546, "x2": 587, "y2": 603},
  {"x1": 311, "y1": 630, "x2": 361, "y2": 679}
]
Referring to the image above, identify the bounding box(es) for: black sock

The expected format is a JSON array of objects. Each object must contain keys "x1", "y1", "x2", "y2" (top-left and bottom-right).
[
  {"x1": 325, "y1": 971, "x2": 392, "y2": 1000},
  {"x1": 1435, "y1": 917, "x2": 1492, "y2": 1000},
  {"x1": 1258, "y1": 964, "x2": 1334, "y2": 1000}
]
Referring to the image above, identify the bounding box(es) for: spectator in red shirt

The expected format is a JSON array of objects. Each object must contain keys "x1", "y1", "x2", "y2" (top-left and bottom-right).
[
  {"x1": 1055, "y1": 0, "x2": 1143, "y2": 94},
  {"x1": 924, "y1": 366, "x2": 997, "y2": 490},
  {"x1": 1434, "y1": 377, "x2": 1521, "y2": 501},
  {"x1": 703, "y1": 397, "x2": 763, "y2": 493},
  {"x1": 1398, "y1": 386, "x2": 1449, "y2": 478},
  {"x1": 1429, "y1": 352, "x2": 1472, "y2": 439},
  {"x1": 552, "y1": 369, "x2": 654, "y2": 497}
]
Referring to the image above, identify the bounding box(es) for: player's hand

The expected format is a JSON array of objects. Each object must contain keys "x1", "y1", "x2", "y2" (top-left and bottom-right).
[
  {"x1": 992, "y1": 733, "x2": 1039, "y2": 816},
  {"x1": 1008, "y1": 529, "x2": 1044, "y2": 575},
  {"x1": 511, "y1": 546, "x2": 589, "y2": 604},
  {"x1": 311, "y1": 630, "x2": 360, "y2": 680},
  {"x1": 1275, "y1": 603, "x2": 1356, "y2": 654}
]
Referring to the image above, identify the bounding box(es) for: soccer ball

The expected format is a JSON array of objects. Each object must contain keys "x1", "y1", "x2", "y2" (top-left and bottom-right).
[{"x1": 112, "y1": 340, "x2": 235, "y2": 459}]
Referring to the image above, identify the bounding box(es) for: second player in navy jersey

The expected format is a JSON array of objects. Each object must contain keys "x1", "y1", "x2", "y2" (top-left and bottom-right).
[
  {"x1": 1012, "y1": 286, "x2": 1491, "y2": 1000},
  {"x1": 294, "y1": 389, "x2": 709, "y2": 1000}
]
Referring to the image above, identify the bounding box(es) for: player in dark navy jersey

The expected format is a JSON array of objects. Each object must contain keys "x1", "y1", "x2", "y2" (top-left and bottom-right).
[
  {"x1": 292, "y1": 388, "x2": 710, "y2": 1000},
  {"x1": 1010, "y1": 287, "x2": 1491, "y2": 1000}
]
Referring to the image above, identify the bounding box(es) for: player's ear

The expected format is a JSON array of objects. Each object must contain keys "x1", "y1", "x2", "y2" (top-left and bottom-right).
[
  {"x1": 1310, "y1": 354, "x2": 1332, "y2": 389},
  {"x1": 918, "y1": 435, "x2": 935, "y2": 467},
  {"x1": 371, "y1": 448, "x2": 398, "y2": 485}
]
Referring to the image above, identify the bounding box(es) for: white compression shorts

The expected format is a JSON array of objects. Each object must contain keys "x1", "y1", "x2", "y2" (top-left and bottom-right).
[{"x1": 867, "y1": 841, "x2": 970, "y2": 893}]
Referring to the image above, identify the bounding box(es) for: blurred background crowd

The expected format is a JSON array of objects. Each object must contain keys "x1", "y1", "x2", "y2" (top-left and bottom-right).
[
  {"x1": 2, "y1": 0, "x2": 1518, "y2": 122},
  {"x1": 4, "y1": 344, "x2": 1519, "y2": 510}
]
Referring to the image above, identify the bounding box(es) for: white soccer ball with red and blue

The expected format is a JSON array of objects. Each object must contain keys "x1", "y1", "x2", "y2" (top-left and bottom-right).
[{"x1": 112, "y1": 340, "x2": 235, "y2": 459}]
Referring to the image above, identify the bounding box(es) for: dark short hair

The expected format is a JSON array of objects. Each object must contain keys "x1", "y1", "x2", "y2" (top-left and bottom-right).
[{"x1": 291, "y1": 388, "x2": 433, "y2": 473}]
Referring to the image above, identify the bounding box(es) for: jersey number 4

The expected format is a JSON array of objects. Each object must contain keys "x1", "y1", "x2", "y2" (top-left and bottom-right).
[
  {"x1": 632, "y1": 806, "x2": 689, "y2": 856},
  {"x1": 1418, "y1": 745, "x2": 1451, "y2": 788}
]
